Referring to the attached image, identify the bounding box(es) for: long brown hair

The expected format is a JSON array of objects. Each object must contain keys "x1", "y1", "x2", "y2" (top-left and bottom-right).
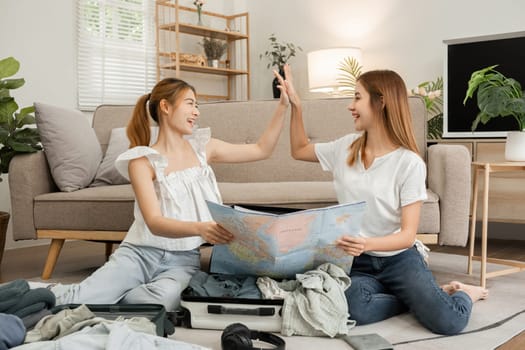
[
  {"x1": 347, "y1": 70, "x2": 419, "y2": 166},
  {"x1": 127, "y1": 78, "x2": 196, "y2": 147}
]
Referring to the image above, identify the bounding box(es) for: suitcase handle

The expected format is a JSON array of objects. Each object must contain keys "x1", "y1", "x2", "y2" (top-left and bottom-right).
[{"x1": 207, "y1": 305, "x2": 275, "y2": 316}]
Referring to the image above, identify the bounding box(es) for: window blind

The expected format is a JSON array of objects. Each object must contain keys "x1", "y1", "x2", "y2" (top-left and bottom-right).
[{"x1": 77, "y1": 0, "x2": 156, "y2": 111}]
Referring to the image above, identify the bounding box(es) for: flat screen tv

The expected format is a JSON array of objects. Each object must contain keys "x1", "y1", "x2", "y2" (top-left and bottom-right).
[{"x1": 443, "y1": 31, "x2": 525, "y2": 138}]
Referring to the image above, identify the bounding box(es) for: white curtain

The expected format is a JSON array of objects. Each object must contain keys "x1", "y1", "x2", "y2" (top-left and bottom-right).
[{"x1": 77, "y1": 0, "x2": 156, "y2": 111}]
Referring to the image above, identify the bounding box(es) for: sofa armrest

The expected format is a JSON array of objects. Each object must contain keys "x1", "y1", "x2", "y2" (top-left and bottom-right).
[
  {"x1": 9, "y1": 151, "x2": 57, "y2": 240},
  {"x1": 427, "y1": 144, "x2": 471, "y2": 246}
]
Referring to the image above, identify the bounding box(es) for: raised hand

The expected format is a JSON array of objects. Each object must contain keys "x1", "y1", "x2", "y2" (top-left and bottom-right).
[
  {"x1": 273, "y1": 69, "x2": 289, "y2": 107},
  {"x1": 283, "y1": 64, "x2": 301, "y2": 106}
]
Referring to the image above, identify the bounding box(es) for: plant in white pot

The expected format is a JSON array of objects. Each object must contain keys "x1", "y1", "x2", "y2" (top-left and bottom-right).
[
  {"x1": 200, "y1": 36, "x2": 228, "y2": 68},
  {"x1": 0, "y1": 56, "x2": 42, "y2": 264},
  {"x1": 464, "y1": 64, "x2": 525, "y2": 161}
]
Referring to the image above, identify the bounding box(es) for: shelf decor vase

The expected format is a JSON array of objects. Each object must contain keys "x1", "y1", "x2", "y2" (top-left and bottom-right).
[
  {"x1": 272, "y1": 67, "x2": 284, "y2": 98},
  {"x1": 505, "y1": 131, "x2": 525, "y2": 161},
  {"x1": 197, "y1": 7, "x2": 203, "y2": 26}
]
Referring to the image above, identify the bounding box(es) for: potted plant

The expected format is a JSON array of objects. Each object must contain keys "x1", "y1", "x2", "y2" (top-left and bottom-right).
[
  {"x1": 0, "y1": 56, "x2": 41, "y2": 264},
  {"x1": 200, "y1": 36, "x2": 228, "y2": 68},
  {"x1": 409, "y1": 77, "x2": 444, "y2": 140},
  {"x1": 463, "y1": 65, "x2": 525, "y2": 161},
  {"x1": 259, "y1": 34, "x2": 302, "y2": 98}
]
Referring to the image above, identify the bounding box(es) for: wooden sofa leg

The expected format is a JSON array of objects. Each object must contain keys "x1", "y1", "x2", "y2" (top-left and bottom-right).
[
  {"x1": 105, "y1": 242, "x2": 113, "y2": 260},
  {"x1": 42, "y1": 239, "x2": 65, "y2": 280}
]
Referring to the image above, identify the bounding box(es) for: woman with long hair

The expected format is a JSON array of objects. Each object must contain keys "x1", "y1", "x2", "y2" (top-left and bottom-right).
[{"x1": 282, "y1": 65, "x2": 487, "y2": 335}]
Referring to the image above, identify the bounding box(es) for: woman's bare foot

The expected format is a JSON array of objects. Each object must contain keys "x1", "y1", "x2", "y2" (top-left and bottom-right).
[
  {"x1": 440, "y1": 283, "x2": 457, "y2": 295},
  {"x1": 449, "y1": 280, "x2": 488, "y2": 302}
]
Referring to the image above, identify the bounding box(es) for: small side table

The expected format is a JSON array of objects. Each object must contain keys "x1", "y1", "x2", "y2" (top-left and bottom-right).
[{"x1": 468, "y1": 161, "x2": 525, "y2": 287}]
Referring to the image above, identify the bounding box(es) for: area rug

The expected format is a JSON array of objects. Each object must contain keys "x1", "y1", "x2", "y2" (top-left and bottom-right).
[
  {"x1": 28, "y1": 252, "x2": 525, "y2": 349},
  {"x1": 171, "y1": 252, "x2": 525, "y2": 349}
]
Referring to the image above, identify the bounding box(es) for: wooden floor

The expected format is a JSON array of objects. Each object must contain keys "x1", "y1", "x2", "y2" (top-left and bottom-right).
[{"x1": 1, "y1": 238, "x2": 524, "y2": 349}]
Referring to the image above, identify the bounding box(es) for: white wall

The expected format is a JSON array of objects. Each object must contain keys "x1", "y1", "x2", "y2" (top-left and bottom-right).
[
  {"x1": 246, "y1": 0, "x2": 525, "y2": 99},
  {"x1": 1, "y1": 0, "x2": 524, "y2": 249}
]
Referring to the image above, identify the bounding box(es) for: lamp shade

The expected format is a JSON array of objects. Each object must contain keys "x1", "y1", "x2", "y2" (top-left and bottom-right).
[{"x1": 307, "y1": 47, "x2": 362, "y2": 93}]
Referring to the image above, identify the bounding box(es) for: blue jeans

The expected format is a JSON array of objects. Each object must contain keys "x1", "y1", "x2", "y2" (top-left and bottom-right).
[
  {"x1": 345, "y1": 246, "x2": 472, "y2": 335},
  {"x1": 52, "y1": 243, "x2": 200, "y2": 311}
]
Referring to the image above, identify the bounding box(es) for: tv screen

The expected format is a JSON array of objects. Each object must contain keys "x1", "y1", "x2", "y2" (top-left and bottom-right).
[{"x1": 443, "y1": 31, "x2": 525, "y2": 138}]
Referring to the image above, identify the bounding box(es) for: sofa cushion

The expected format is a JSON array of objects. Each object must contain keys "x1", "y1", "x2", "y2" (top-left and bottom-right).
[
  {"x1": 91, "y1": 128, "x2": 130, "y2": 187},
  {"x1": 34, "y1": 184, "x2": 135, "y2": 231},
  {"x1": 91, "y1": 127, "x2": 160, "y2": 187},
  {"x1": 34, "y1": 102, "x2": 103, "y2": 192}
]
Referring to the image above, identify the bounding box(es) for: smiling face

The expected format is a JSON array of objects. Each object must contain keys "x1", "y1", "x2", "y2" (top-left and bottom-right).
[
  {"x1": 160, "y1": 88, "x2": 199, "y2": 135},
  {"x1": 348, "y1": 81, "x2": 377, "y2": 132}
]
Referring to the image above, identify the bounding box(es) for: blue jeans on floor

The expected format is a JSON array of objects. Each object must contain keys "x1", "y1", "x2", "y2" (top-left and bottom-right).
[
  {"x1": 52, "y1": 243, "x2": 200, "y2": 311},
  {"x1": 345, "y1": 246, "x2": 472, "y2": 335}
]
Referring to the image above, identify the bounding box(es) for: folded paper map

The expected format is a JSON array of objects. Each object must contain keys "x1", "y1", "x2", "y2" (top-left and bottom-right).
[{"x1": 207, "y1": 201, "x2": 367, "y2": 278}]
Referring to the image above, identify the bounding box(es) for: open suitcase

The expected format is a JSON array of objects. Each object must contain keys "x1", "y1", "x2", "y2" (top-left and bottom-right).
[
  {"x1": 179, "y1": 286, "x2": 283, "y2": 332},
  {"x1": 51, "y1": 303, "x2": 172, "y2": 337}
]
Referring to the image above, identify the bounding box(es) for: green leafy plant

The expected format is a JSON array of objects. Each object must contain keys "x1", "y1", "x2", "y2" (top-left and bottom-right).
[
  {"x1": 259, "y1": 34, "x2": 302, "y2": 70},
  {"x1": 200, "y1": 37, "x2": 228, "y2": 60},
  {"x1": 463, "y1": 65, "x2": 525, "y2": 131},
  {"x1": 336, "y1": 56, "x2": 363, "y2": 96},
  {"x1": 0, "y1": 57, "x2": 41, "y2": 180},
  {"x1": 410, "y1": 77, "x2": 444, "y2": 140}
]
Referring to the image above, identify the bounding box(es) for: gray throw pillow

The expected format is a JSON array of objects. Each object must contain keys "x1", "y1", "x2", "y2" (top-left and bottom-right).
[
  {"x1": 90, "y1": 126, "x2": 159, "y2": 187},
  {"x1": 34, "y1": 102, "x2": 103, "y2": 192}
]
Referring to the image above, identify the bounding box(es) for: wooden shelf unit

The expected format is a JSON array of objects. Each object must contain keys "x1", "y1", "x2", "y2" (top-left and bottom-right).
[{"x1": 155, "y1": 0, "x2": 250, "y2": 101}]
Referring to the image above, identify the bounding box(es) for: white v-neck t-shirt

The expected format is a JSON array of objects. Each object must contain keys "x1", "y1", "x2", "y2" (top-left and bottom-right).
[
  {"x1": 115, "y1": 128, "x2": 222, "y2": 251},
  {"x1": 315, "y1": 133, "x2": 427, "y2": 257}
]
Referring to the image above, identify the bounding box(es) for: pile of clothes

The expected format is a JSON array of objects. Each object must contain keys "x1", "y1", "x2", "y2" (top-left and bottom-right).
[
  {"x1": 0, "y1": 279, "x2": 56, "y2": 349},
  {"x1": 186, "y1": 263, "x2": 355, "y2": 337},
  {"x1": 0, "y1": 279, "x2": 208, "y2": 350}
]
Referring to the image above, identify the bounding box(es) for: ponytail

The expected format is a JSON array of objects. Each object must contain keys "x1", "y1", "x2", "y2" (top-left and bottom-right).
[{"x1": 127, "y1": 93, "x2": 152, "y2": 148}]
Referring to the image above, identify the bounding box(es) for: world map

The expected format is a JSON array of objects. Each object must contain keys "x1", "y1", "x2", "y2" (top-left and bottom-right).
[{"x1": 207, "y1": 201, "x2": 367, "y2": 278}]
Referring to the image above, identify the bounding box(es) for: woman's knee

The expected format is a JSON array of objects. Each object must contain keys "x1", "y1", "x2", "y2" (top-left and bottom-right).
[
  {"x1": 420, "y1": 315, "x2": 468, "y2": 335},
  {"x1": 346, "y1": 276, "x2": 404, "y2": 325},
  {"x1": 123, "y1": 279, "x2": 185, "y2": 311}
]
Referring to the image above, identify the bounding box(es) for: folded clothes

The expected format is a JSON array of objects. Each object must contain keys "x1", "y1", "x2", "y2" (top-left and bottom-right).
[
  {"x1": 6, "y1": 287, "x2": 56, "y2": 318},
  {"x1": 187, "y1": 271, "x2": 261, "y2": 299},
  {"x1": 0, "y1": 280, "x2": 30, "y2": 312}
]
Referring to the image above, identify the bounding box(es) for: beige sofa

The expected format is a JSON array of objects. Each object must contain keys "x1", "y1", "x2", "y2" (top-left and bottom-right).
[{"x1": 9, "y1": 97, "x2": 471, "y2": 279}]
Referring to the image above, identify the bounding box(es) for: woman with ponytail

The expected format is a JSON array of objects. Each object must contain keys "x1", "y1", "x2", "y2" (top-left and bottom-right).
[
  {"x1": 48, "y1": 74, "x2": 290, "y2": 311},
  {"x1": 280, "y1": 65, "x2": 488, "y2": 335}
]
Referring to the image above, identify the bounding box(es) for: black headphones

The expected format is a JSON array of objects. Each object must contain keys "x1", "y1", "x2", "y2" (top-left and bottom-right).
[{"x1": 221, "y1": 323, "x2": 286, "y2": 350}]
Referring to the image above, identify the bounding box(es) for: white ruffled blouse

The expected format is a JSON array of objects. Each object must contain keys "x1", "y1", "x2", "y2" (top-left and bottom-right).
[{"x1": 114, "y1": 128, "x2": 222, "y2": 251}]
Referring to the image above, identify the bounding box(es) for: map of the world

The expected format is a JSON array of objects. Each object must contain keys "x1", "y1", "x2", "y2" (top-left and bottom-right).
[{"x1": 207, "y1": 201, "x2": 367, "y2": 278}]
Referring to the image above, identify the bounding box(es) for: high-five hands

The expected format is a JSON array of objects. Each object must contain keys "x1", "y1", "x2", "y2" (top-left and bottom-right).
[{"x1": 274, "y1": 64, "x2": 300, "y2": 106}]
